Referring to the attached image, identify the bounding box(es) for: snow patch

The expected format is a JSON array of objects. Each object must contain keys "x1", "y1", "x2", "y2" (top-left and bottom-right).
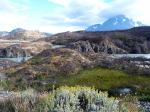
[
  {"x1": 122, "y1": 19, "x2": 126, "y2": 22},
  {"x1": 113, "y1": 18, "x2": 118, "y2": 25},
  {"x1": 93, "y1": 26, "x2": 98, "y2": 29}
]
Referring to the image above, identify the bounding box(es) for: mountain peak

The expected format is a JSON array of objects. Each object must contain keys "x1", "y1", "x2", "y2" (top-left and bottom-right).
[
  {"x1": 86, "y1": 15, "x2": 144, "y2": 32},
  {"x1": 10, "y1": 28, "x2": 26, "y2": 33}
]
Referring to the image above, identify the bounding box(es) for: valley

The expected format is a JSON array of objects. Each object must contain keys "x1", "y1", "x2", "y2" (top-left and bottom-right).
[
  {"x1": 0, "y1": 27, "x2": 150, "y2": 111},
  {"x1": 1, "y1": 0, "x2": 150, "y2": 110}
]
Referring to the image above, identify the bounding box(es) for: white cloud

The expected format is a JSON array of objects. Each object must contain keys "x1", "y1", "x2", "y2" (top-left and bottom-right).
[
  {"x1": 48, "y1": 0, "x2": 70, "y2": 7},
  {"x1": 0, "y1": 0, "x2": 150, "y2": 33},
  {"x1": 0, "y1": 0, "x2": 29, "y2": 31},
  {"x1": 0, "y1": 0, "x2": 29, "y2": 13},
  {"x1": 44, "y1": 0, "x2": 110, "y2": 33},
  {"x1": 126, "y1": 0, "x2": 150, "y2": 24},
  {"x1": 0, "y1": 12, "x2": 28, "y2": 31},
  {"x1": 100, "y1": 0, "x2": 150, "y2": 24},
  {"x1": 0, "y1": 0, "x2": 16, "y2": 12},
  {"x1": 45, "y1": 0, "x2": 150, "y2": 33}
]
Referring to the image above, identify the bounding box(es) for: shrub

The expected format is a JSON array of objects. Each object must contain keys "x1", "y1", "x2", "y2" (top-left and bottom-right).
[
  {"x1": 0, "y1": 86, "x2": 133, "y2": 112},
  {"x1": 36, "y1": 86, "x2": 128, "y2": 112},
  {"x1": 0, "y1": 89, "x2": 38, "y2": 112}
]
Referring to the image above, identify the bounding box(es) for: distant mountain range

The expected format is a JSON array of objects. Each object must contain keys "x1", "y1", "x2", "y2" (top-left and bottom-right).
[
  {"x1": 0, "y1": 28, "x2": 51, "y2": 40},
  {"x1": 0, "y1": 31, "x2": 9, "y2": 37},
  {"x1": 86, "y1": 15, "x2": 145, "y2": 32}
]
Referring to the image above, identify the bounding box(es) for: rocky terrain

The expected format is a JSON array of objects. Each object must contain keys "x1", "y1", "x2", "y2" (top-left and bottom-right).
[
  {"x1": 0, "y1": 44, "x2": 32, "y2": 58},
  {"x1": 0, "y1": 41, "x2": 51, "y2": 58},
  {"x1": 45, "y1": 26, "x2": 150, "y2": 54},
  {"x1": 0, "y1": 59, "x2": 18, "y2": 70},
  {"x1": 0, "y1": 29, "x2": 52, "y2": 73},
  {"x1": 2, "y1": 26, "x2": 150, "y2": 58},
  {"x1": 100, "y1": 57, "x2": 150, "y2": 76},
  {"x1": 6, "y1": 48, "x2": 92, "y2": 76},
  {"x1": 3, "y1": 48, "x2": 150, "y2": 91},
  {"x1": 0, "y1": 27, "x2": 150, "y2": 111},
  {"x1": 0, "y1": 28, "x2": 52, "y2": 58},
  {"x1": 4, "y1": 26, "x2": 150, "y2": 89}
]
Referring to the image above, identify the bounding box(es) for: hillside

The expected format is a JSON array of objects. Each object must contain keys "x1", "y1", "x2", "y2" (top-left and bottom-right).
[
  {"x1": 4, "y1": 48, "x2": 150, "y2": 96},
  {"x1": 2, "y1": 27, "x2": 150, "y2": 107},
  {"x1": 46, "y1": 27, "x2": 150, "y2": 54}
]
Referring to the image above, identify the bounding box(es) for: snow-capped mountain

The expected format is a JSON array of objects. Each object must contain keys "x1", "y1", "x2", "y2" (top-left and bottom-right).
[{"x1": 86, "y1": 15, "x2": 144, "y2": 32}]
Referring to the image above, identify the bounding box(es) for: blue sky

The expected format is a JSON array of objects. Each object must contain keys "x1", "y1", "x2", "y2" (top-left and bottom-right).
[{"x1": 0, "y1": 0, "x2": 150, "y2": 33}]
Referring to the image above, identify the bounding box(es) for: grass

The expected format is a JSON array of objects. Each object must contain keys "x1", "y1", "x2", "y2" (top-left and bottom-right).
[
  {"x1": 2, "y1": 67, "x2": 150, "y2": 112},
  {"x1": 58, "y1": 67, "x2": 149, "y2": 89},
  {"x1": 55, "y1": 67, "x2": 150, "y2": 99},
  {"x1": 3, "y1": 67, "x2": 150, "y2": 101}
]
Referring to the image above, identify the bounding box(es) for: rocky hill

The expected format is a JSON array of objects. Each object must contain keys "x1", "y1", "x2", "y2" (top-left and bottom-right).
[
  {"x1": 7, "y1": 48, "x2": 91, "y2": 74},
  {"x1": 5, "y1": 48, "x2": 94, "y2": 89},
  {"x1": 0, "y1": 28, "x2": 51, "y2": 41},
  {"x1": 47, "y1": 26, "x2": 150, "y2": 54},
  {"x1": 5, "y1": 47, "x2": 150, "y2": 93}
]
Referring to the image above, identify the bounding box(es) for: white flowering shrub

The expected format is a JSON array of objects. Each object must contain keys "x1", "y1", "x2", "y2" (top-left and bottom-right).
[{"x1": 36, "y1": 86, "x2": 128, "y2": 112}]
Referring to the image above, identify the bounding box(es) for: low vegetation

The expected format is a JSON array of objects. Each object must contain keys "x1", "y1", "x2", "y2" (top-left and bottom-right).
[
  {"x1": 3, "y1": 67, "x2": 150, "y2": 102},
  {"x1": 57, "y1": 68, "x2": 150, "y2": 100},
  {"x1": 0, "y1": 86, "x2": 140, "y2": 112}
]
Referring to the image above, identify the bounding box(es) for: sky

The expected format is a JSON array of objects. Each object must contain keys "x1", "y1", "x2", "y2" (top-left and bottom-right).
[{"x1": 0, "y1": 0, "x2": 150, "y2": 33}]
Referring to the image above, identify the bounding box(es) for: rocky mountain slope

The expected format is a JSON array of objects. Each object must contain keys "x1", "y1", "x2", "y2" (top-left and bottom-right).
[
  {"x1": 4, "y1": 48, "x2": 150, "y2": 93},
  {"x1": 86, "y1": 15, "x2": 144, "y2": 31},
  {"x1": 48, "y1": 26, "x2": 150, "y2": 54}
]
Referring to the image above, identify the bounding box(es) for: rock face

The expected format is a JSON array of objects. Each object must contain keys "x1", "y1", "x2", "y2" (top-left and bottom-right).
[
  {"x1": 0, "y1": 44, "x2": 32, "y2": 58},
  {"x1": 0, "y1": 40, "x2": 51, "y2": 58},
  {"x1": 49, "y1": 27, "x2": 150, "y2": 54},
  {"x1": 86, "y1": 15, "x2": 144, "y2": 32},
  {"x1": 66, "y1": 39, "x2": 127, "y2": 54}
]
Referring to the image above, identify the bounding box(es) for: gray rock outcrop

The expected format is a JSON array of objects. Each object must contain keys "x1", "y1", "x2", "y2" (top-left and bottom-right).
[
  {"x1": 66, "y1": 40, "x2": 127, "y2": 54},
  {"x1": 0, "y1": 44, "x2": 32, "y2": 58}
]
